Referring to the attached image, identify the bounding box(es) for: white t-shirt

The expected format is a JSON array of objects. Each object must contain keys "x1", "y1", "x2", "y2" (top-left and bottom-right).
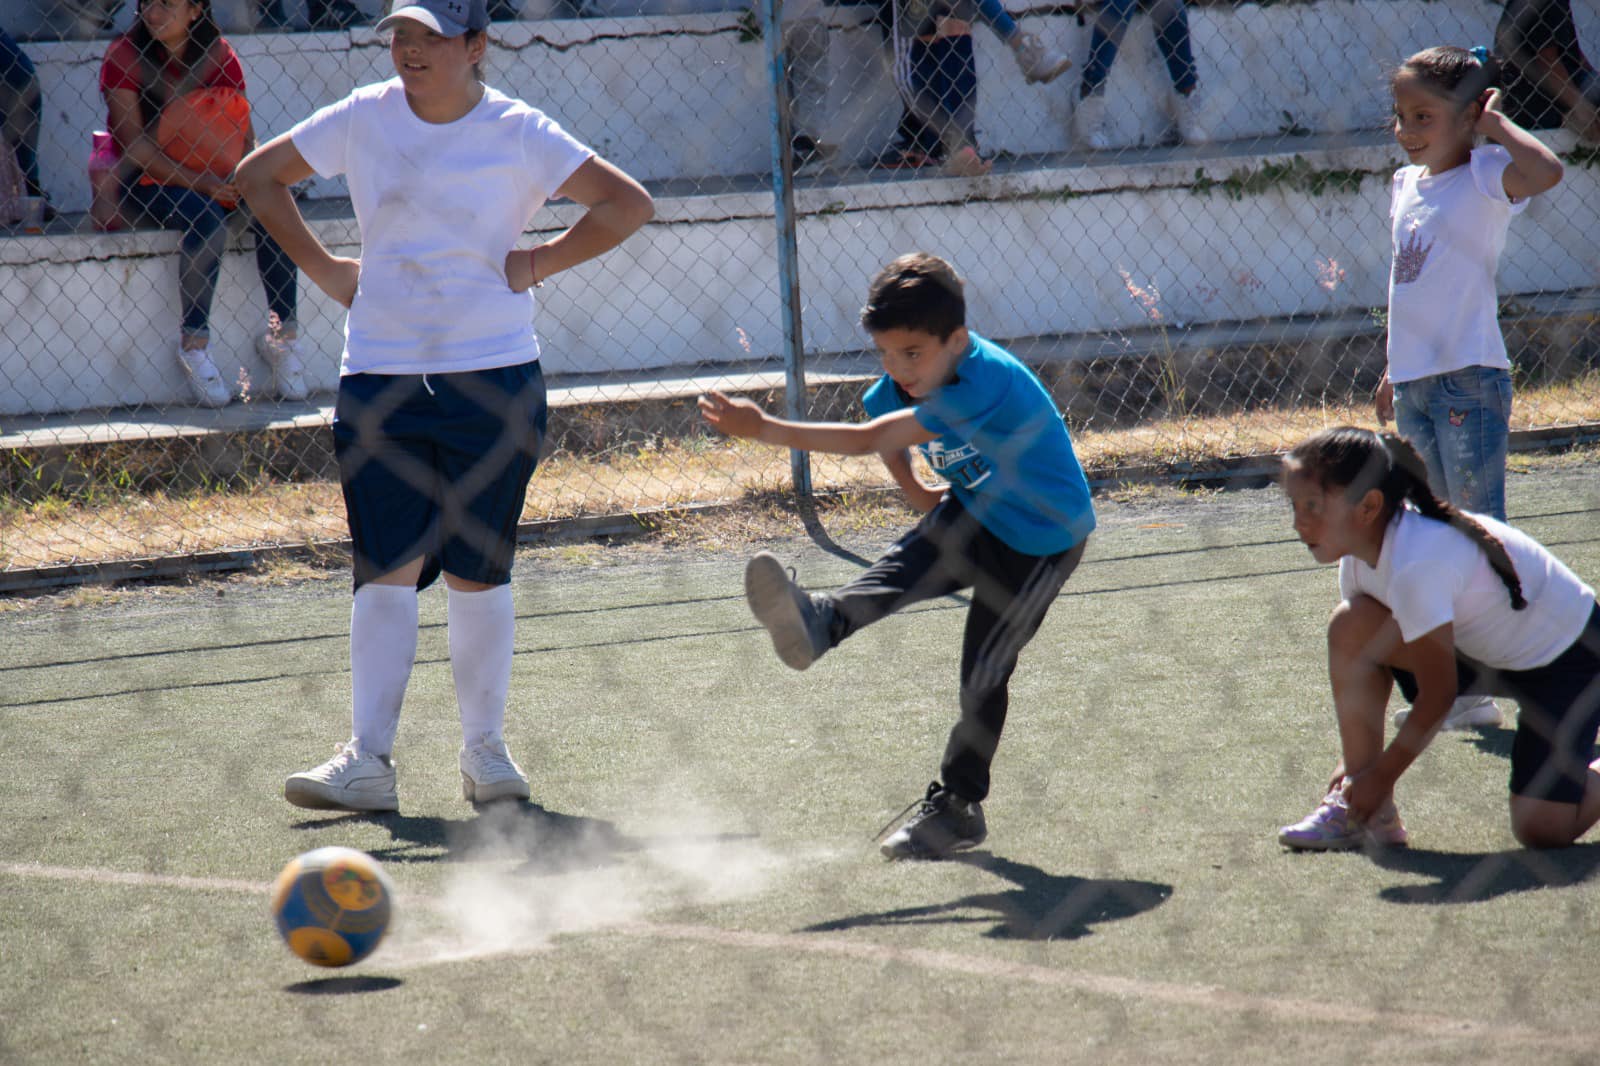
[
  {"x1": 1385, "y1": 145, "x2": 1526, "y2": 384},
  {"x1": 289, "y1": 79, "x2": 593, "y2": 375},
  {"x1": 1339, "y1": 507, "x2": 1594, "y2": 670}
]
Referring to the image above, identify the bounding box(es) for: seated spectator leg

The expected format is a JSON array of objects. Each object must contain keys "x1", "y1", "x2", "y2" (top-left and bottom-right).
[{"x1": 0, "y1": 29, "x2": 48, "y2": 204}]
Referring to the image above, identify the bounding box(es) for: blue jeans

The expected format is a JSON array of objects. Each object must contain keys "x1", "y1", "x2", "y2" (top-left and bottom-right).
[
  {"x1": 1393, "y1": 365, "x2": 1512, "y2": 521},
  {"x1": 1079, "y1": 0, "x2": 1197, "y2": 97},
  {"x1": 124, "y1": 181, "x2": 298, "y2": 341}
]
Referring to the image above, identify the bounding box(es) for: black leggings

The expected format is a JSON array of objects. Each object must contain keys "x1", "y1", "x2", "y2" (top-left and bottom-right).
[{"x1": 824, "y1": 497, "x2": 1086, "y2": 802}]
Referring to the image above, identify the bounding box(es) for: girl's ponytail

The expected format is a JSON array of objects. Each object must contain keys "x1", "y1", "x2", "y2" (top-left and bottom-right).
[{"x1": 1378, "y1": 432, "x2": 1527, "y2": 610}]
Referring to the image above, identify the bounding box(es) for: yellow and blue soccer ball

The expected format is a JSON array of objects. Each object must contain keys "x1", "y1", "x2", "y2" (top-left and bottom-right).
[{"x1": 271, "y1": 846, "x2": 394, "y2": 967}]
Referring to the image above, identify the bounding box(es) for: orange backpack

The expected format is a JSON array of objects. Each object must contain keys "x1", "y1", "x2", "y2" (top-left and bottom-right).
[{"x1": 140, "y1": 87, "x2": 251, "y2": 207}]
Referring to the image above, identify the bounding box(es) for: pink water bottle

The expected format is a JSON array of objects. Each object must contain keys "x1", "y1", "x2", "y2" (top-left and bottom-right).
[{"x1": 88, "y1": 130, "x2": 127, "y2": 232}]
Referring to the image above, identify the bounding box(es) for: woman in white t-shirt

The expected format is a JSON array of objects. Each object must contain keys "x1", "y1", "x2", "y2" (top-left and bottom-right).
[
  {"x1": 235, "y1": 0, "x2": 653, "y2": 814},
  {"x1": 1277, "y1": 426, "x2": 1600, "y2": 852}
]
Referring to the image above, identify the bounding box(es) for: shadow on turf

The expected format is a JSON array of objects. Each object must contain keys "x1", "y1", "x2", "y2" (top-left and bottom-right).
[
  {"x1": 292, "y1": 800, "x2": 758, "y2": 876},
  {"x1": 1372, "y1": 841, "x2": 1600, "y2": 904},
  {"x1": 285, "y1": 975, "x2": 403, "y2": 995},
  {"x1": 799, "y1": 852, "x2": 1172, "y2": 941}
]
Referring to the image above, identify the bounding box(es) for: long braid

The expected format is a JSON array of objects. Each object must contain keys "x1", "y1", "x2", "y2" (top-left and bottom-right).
[
  {"x1": 1286, "y1": 427, "x2": 1527, "y2": 610},
  {"x1": 1377, "y1": 434, "x2": 1527, "y2": 610}
]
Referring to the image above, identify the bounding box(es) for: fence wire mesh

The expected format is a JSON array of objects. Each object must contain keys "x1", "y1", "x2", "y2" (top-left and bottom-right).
[{"x1": 1, "y1": 0, "x2": 1598, "y2": 576}]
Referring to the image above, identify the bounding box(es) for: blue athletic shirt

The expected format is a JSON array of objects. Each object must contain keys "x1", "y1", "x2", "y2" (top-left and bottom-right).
[{"x1": 862, "y1": 333, "x2": 1096, "y2": 555}]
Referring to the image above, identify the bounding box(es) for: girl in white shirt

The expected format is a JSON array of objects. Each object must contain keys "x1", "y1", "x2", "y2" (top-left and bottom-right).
[
  {"x1": 236, "y1": 0, "x2": 653, "y2": 814},
  {"x1": 1377, "y1": 45, "x2": 1564, "y2": 733},
  {"x1": 1377, "y1": 45, "x2": 1563, "y2": 521},
  {"x1": 1278, "y1": 426, "x2": 1600, "y2": 851}
]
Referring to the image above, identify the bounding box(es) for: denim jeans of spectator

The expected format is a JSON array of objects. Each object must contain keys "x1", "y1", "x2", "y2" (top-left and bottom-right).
[
  {"x1": 1394, "y1": 365, "x2": 1513, "y2": 521},
  {"x1": 123, "y1": 180, "x2": 298, "y2": 342},
  {"x1": 1080, "y1": 0, "x2": 1197, "y2": 96}
]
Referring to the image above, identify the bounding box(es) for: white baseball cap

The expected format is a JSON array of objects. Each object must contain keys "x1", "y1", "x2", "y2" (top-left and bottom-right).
[{"x1": 376, "y1": 0, "x2": 487, "y2": 37}]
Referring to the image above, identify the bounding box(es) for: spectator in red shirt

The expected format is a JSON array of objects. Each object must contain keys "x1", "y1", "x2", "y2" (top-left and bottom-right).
[{"x1": 101, "y1": 0, "x2": 305, "y2": 407}]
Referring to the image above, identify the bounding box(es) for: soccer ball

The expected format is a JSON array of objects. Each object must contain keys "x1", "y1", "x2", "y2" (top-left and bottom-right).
[{"x1": 271, "y1": 846, "x2": 394, "y2": 967}]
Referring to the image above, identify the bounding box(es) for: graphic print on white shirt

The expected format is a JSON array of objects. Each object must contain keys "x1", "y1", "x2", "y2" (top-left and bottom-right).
[{"x1": 1392, "y1": 222, "x2": 1433, "y2": 285}]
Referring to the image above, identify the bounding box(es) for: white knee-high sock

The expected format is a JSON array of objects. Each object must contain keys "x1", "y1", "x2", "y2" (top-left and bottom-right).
[
  {"x1": 350, "y1": 583, "x2": 419, "y2": 758},
  {"x1": 448, "y1": 584, "x2": 515, "y2": 746}
]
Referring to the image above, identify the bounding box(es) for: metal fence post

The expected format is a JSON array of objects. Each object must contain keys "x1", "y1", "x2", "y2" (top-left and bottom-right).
[{"x1": 758, "y1": 0, "x2": 812, "y2": 499}]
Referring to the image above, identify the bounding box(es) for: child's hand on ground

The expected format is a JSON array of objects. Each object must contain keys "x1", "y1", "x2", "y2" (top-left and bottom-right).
[
  {"x1": 698, "y1": 390, "x2": 767, "y2": 440},
  {"x1": 1341, "y1": 770, "x2": 1391, "y2": 824}
]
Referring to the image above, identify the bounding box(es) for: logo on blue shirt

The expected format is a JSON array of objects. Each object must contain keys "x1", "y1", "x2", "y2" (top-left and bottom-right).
[{"x1": 924, "y1": 439, "x2": 992, "y2": 490}]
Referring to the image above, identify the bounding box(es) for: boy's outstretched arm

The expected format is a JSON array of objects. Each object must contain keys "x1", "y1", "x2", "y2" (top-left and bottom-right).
[{"x1": 698, "y1": 390, "x2": 937, "y2": 456}]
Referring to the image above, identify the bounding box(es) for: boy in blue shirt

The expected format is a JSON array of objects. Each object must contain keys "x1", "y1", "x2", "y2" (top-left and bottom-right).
[{"x1": 698, "y1": 253, "x2": 1096, "y2": 859}]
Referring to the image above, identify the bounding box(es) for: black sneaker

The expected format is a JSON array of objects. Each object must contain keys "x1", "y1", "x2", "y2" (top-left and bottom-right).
[
  {"x1": 744, "y1": 551, "x2": 831, "y2": 670},
  {"x1": 879, "y1": 781, "x2": 987, "y2": 860}
]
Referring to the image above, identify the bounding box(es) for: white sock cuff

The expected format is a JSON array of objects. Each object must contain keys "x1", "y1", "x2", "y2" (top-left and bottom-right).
[{"x1": 447, "y1": 583, "x2": 512, "y2": 616}]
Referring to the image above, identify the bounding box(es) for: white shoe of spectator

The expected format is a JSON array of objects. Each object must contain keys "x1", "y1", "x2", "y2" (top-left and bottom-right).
[
  {"x1": 1073, "y1": 92, "x2": 1113, "y2": 151},
  {"x1": 1169, "y1": 87, "x2": 1209, "y2": 145},
  {"x1": 256, "y1": 329, "x2": 309, "y2": 401},
  {"x1": 1010, "y1": 32, "x2": 1072, "y2": 85},
  {"x1": 175, "y1": 342, "x2": 231, "y2": 408}
]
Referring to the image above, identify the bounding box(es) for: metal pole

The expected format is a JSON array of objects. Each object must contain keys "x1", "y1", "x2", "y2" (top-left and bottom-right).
[{"x1": 759, "y1": 0, "x2": 812, "y2": 498}]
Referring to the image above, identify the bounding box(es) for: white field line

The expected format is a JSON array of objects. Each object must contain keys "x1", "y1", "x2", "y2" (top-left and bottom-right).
[{"x1": 0, "y1": 860, "x2": 1584, "y2": 1050}]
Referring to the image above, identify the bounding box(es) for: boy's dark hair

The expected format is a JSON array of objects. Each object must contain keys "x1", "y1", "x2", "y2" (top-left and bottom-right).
[
  {"x1": 1394, "y1": 45, "x2": 1501, "y2": 110},
  {"x1": 1285, "y1": 426, "x2": 1526, "y2": 610},
  {"x1": 860, "y1": 253, "x2": 966, "y2": 340}
]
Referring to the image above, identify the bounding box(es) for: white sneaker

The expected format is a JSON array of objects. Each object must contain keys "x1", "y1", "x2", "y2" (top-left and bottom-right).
[
  {"x1": 255, "y1": 330, "x2": 309, "y2": 402},
  {"x1": 1169, "y1": 88, "x2": 1209, "y2": 145},
  {"x1": 175, "y1": 343, "x2": 231, "y2": 408},
  {"x1": 1010, "y1": 31, "x2": 1072, "y2": 85},
  {"x1": 460, "y1": 732, "x2": 530, "y2": 803},
  {"x1": 1073, "y1": 92, "x2": 1112, "y2": 151},
  {"x1": 285, "y1": 740, "x2": 398, "y2": 812},
  {"x1": 1394, "y1": 696, "x2": 1503, "y2": 732}
]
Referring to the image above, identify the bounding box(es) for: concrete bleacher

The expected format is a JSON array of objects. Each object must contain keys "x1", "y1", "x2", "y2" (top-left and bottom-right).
[{"x1": 4, "y1": 0, "x2": 1599, "y2": 428}]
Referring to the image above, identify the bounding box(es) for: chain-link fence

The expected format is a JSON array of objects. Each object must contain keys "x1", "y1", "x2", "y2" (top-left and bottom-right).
[{"x1": 2, "y1": 0, "x2": 1598, "y2": 578}]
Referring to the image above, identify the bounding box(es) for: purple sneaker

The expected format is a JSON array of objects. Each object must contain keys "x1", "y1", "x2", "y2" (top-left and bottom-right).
[{"x1": 1278, "y1": 790, "x2": 1408, "y2": 851}]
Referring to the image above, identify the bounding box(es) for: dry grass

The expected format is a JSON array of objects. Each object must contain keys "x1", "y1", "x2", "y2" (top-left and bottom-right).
[{"x1": 4, "y1": 381, "x2": 1600, "y2": 576}]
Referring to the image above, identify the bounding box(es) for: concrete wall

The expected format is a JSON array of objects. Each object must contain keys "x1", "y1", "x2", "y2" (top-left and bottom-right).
[{"x1": 4, "y1": 0, "x2": 1599, "y2": 417}]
